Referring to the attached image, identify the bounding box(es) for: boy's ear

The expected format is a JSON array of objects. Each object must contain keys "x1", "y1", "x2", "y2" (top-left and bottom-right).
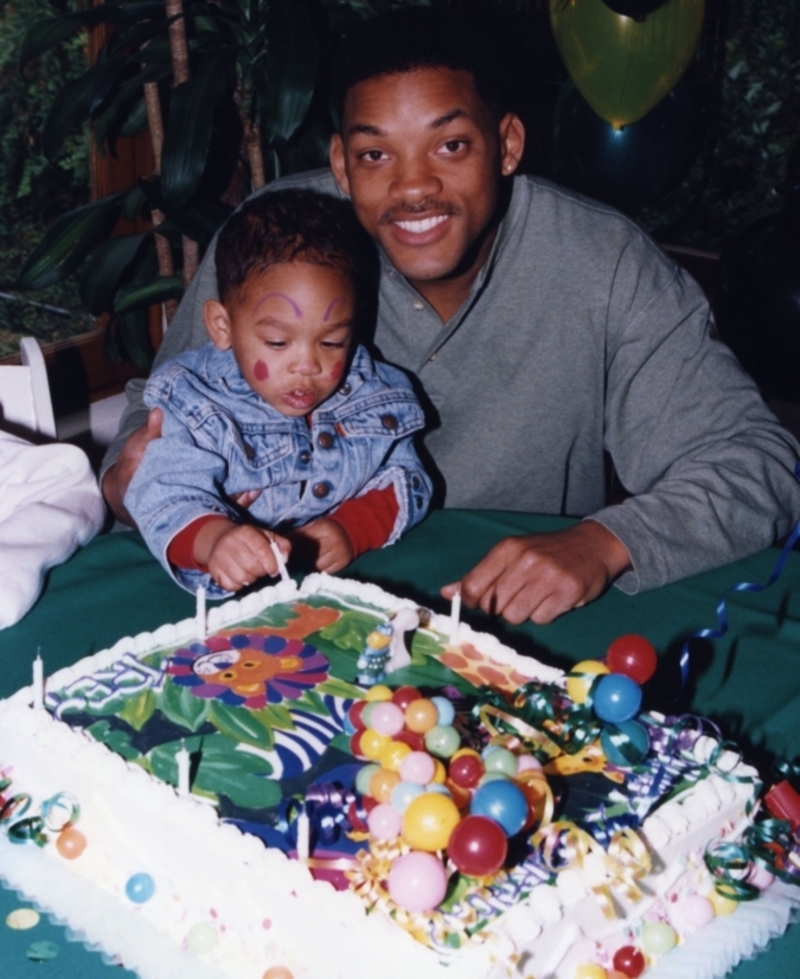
[{"x1": 204, "y1": 299, "x2": 233, "y2": 350}]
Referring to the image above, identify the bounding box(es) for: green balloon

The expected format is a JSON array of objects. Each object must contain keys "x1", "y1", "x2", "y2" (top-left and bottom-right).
[{"x1": 550, "y1": 0, "x2": 704, "y2": 128}]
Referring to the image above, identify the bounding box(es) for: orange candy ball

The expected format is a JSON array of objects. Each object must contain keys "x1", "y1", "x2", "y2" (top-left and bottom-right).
[
  {"x1": 404, "y1": 698, "x2": 439, "y2": 734},
  {"x1": 262, "y1": 968, "x2": 294, "y2": 979},
  {"x1": 369, "y1": 768, "x2": 401, "y2": 804},
  {"x1": 56, "y1": 826, "x2": 87, "y2": 860}
]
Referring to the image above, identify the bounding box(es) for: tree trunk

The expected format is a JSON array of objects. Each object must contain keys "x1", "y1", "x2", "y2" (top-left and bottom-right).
[
  {"x1": 245, "y1": 119, "x2": 267, "y2": 190},
  {"x1": 143, "y1": 80, "x2": 178, "y2": 323}
]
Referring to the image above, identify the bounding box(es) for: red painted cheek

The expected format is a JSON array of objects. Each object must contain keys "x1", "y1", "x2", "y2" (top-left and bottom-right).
[
  {"x1": 253, "y1": 359, "x2": 269, "y2": 381},
  {"x1": 330, "y1": 360, "x2": 344, "y2": 382}
]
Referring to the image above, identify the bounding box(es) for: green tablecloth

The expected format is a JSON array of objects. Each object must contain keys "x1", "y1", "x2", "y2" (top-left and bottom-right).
[{"x1": 2, "y1": 510, "x2": 799, "y2": 978}]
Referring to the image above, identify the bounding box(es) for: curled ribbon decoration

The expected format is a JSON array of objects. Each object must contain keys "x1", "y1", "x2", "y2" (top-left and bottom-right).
[
  {"x1": 743, "y1": 815, "x2": 800, "y2": 886},
  {"x1": 705, "y1": 839, "x2": 760, "y2": 901},
  {"x1": 677, "y1": 462, "x2": 800, "y2": 695}
]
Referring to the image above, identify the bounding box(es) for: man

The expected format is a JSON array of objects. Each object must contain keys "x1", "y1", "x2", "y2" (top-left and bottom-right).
[{"x1": 102, "y1": 7, "x2": 800, "y2": 625}]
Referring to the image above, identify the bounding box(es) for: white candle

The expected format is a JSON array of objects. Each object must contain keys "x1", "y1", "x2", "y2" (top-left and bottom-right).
[
  {"x1": 449, "y1": 588, "x2": 462, "y2": 645},
  {"x1": 269, "y1": 538, "x2": 290, "y2": 584},
  {"x1": 32, "y1": 651, "x2": 44, "y2": 710},
  {"x1": 296, "y1": 811, "x2": 310, "y2": 861},
  {"x1": 195, "y1": 586, "x2": 207, "y2": 640},
  {"x1": 176, "y1": 740, "x2": 191, "y2": 797}
]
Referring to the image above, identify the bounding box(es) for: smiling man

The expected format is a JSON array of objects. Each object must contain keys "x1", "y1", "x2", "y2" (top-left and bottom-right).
[{"x1": 102, "y1": 6, "x2": 800, "y2": 625}]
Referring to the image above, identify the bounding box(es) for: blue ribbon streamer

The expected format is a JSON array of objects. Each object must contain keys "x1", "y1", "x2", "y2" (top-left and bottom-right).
[{"x1": 678, "y1": 461, "x2": 800, "y2": 692}]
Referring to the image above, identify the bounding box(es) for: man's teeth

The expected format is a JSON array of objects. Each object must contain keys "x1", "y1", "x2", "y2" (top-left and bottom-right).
[{"x1": 395, "y1": 215, "x2": 449, "y2": 233}]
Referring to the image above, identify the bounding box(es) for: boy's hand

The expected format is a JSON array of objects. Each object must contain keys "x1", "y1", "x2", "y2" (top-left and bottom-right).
[
  {"x1": 194, "y1": 519, "x2": 291, "y2": 592},
  {"x1": 102, "y1": 408, "x2": 164, "y2": 526},
  {"x1": 291, "y1": 518, "x2": 353, "y2": 574}
]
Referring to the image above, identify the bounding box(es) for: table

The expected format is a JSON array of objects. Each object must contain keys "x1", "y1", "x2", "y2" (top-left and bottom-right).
[{"x1": 2, "y1": 510, "x2": 799, "y2": 978}]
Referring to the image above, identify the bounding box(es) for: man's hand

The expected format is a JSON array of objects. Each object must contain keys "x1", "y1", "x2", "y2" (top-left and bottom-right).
[
  {"x1": 291, "y1": 518, "x2": 354, "y2": 574},
  {"x1": 194, "y1": 519, "x2": 291, "y2": 593},
  {"x1": 440, "y1": 521, "x2": 631, "y2": 625},
  {"x1": 101, "y1": 408, "x2": 164, "y2": 526}
]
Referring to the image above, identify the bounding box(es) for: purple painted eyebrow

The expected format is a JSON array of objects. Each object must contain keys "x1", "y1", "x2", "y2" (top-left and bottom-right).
[
  {"x1": 323, "y1": 298, "x2": 344, "y2": 322},
  {"x1": 253, "y1": 292, "x2": 302, "y2": 317}
]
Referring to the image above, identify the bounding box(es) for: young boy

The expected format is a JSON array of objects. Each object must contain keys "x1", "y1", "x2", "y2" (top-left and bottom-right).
[{"x1": 125, "y1": 190, "x2": 432, "y2": 596}]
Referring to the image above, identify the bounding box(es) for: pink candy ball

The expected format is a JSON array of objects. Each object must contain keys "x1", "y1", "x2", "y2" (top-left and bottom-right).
[
  {"x1": 516, "y1": 755, "x2": 543, "y2": 774},
  {"x1": 369, "y1": 701, "x2": 405, "y2": 737},
  {"x1": 367, "y1": 803, "x2": 402, "y2": 841},
  {"x1": 399, "y1": 750, "x2": 436, "y2": 785},
  {"x1": 387, "y1": 851, "x2": 447, "y2": 912},
  {"x1": 671, "y1": 894, "x2": 715, "y2": 933}
]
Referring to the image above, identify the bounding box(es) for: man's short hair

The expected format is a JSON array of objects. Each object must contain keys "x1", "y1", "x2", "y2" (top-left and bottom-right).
[
  {"x1": 215, "y1": 189, "x2": 369, "y2": 306},
  {"x1": 331, "y1": 6, "x2": 512, "y2": 126}
]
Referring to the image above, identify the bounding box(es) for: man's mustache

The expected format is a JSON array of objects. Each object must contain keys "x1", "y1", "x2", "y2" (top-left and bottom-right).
[{"x1": 379, "y1": 201, "x2": 461, "y2": 225}]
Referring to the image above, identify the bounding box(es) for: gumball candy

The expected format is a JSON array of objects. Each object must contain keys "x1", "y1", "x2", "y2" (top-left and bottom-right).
[
  {"x1": 670, "y1": 893, "x2": 714, "y2": 932},
  {"x1": 449, "y1": 752, "x2": 484, "y2": 789},
  {"x1": 387, "y1": 851, "x2": 447, "y2": 912},
  {"x1": 426, "y1": 783, "x2": 452, "y2": 797},
  {"x1": 566, "y1": 660, "x2": 609, "y2": 704},
  {"x1": 355, "y1": 763, "x2": 380, "y2": 796},
  {"x1": 125, "y1": 872, "x2": 155, "y2": 904},
  {"x1": 575, "y1": 966, "x2": 607, "y2": 979},
  {"x1": 444, "y1": 778, "x2": 472, "y2": 810},
  {"x1": 390, "y1": 780, "x2": 424, "y2": 813},
  {"x1": 431, "y1": 695, "x2": 456, "y2": 726},
  {"x1": 400, "y1": 751, "x2": 436, "y2": 785},
  {"x1": 369, "y1": 701, "x2": 405, "y2": 737},
  {"x1": 361, "y1": 702, "x2": 379, "y2": 728},
  {"x1": 592, "y1": 674, "x2": 642, "y2": 724},
  {"x1": 360, "y1": 728, "x2": 391, "y2": 761},
  {"x1": 612, "y1": 945, "x2": 645, "y2": 978},
  {"x1": 369, "y1": 768, "x2": 401, "y2": 804},
  {"x1": 350, "y1": 731, "x2": 367, "y2": 759},
  {"x1": 606, "y1": 635, "x2": 658, "y2": 685},
  {"x1": 424, "y1": 724, "x2": 461, "y2": 759},
  {"x1": 516, "y1": 754, "x2": 542, "y2": 774},
  {"x1": 55, "y1": 827, "x2": 87, "y2": 860},
  {"x1": 263, "y1": 967, "x2": 294, "y2": 979},
  {"x1": 431, "y1": 758, "x2": 447, "y2": 784},
  {"x1": 402, "y1": 793, "x2": 461, "y2": 851},
  {"x1": 478, "y1": 771, "x2": 509, "y2": 786},
  {"x1": 452, "y1": 747, "x2": 481, "y2": 761},
  {"x1": 348, "y1": 701, "x2": 369, "y2": 730},
  {"x1": 367, "y1": 803, "x2": 402, "y2": 841},
  {"x1": 378, "y1": 739, "x2": 412, "y2": 773},
  {"x1": 470, "y1": 780, "x2": 528, "y2": 837},
  {"x1": 448, "y1": 815, "x2": 508, "y2": 877},
  {"x1": 365, "y1": 684, "x2": 392, "y2": 702},
  {"x1": 641, "y1": 921, "x2": 676, "y2": 956},
  {"x1": 405, "y1": 699, "x2": 439, "y2": 734},
  {"x1": 600, "y1": 719, "x2": 650, "y2": 767},
  {"x1": 747, "y1": 863, "x2": 774, "y2": 890},
  {"x1": 482, "y1": 746, "x2": 517, "y2": 777},
  {"x1": 391, "y1": 686, "x2": 421, "y2": 710},
  {"x1": 186, "y1": 921, "x2": 218, "y2": 953},
  {"x1": 394, "y1": 729, "x2": 426, "y2": 752},
  {"x1": 707, "y1": 888, "x2": 738, "y2": 916}
]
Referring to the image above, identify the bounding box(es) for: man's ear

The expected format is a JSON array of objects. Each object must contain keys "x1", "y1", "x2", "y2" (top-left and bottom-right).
[
  {"x1": 498, "y1": 112, "x2": 526, "y2": 177},
  {"x1": 329, "y1": 133, "x2": 351, "y2": 196},
  {"x1": 204, "y1": 299, "x2": 233, "y2": 350}
]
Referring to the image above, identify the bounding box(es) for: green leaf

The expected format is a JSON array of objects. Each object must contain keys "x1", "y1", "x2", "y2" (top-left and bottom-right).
[
  {"x1": 161, "y1": 53, "x2": 230, "y2": 210},
  {"x1": 86, "y1": 720, "x2": 141, "y2": 761},
  {"x1": 42, "y1": 54, "x2": 127, "y2": 159},
  {"x1": 256, "y1": 0, "x2": 318, "y2": 144},
  {"x1": 319, "y1": 609, "x2": 382, "y2": 653},
  {"x1": 208, "y1": 700, "x2": 274, "y2": 749},
  {"x1": 119, "y1": 96, "x2": 150, "y2": 137},
  {"x1": 16, "y1": 193, "x2": 124, "y2": 291},
  {"x1": 19, "y1": 17, "x2": 85, "y2": 67},
  {"x1": 123, "y1": 185, "x2": 147, "y2": 222},
  {"x1": 251, "y1": 704, "x2": 295, "y2": 731},
  {"x1": 168, "y1": 201, "x2": 232, "y2": 246},
  {"x1": 114, "y1": 274, "x2": 183, "y2": 315},
  {"x1": 117, "y1": 307, "x2": 154, "y2": 370},
  {"x1": 158, "y1": 679, "x2": 211, "y2": 732},
  {"x1": 79, "y1": 233, "x2": 148, "y2": 314},
  {"x1": 316, "y1": 677, "x2": 365, "y2": 701},
  {"x1": 118, "y1": 688, "x2": 157, "y2": 731}
]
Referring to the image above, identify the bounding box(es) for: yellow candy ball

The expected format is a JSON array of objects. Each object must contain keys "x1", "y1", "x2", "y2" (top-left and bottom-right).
[
  {"x1": 379, "y1": 739, "x2": 412, "y2": 772},
  {"x1": 431, "y1": 758, "x2": 447, "y2": 784},
  {"x1": 451, "y1": 747, "x2": 481, "y2": 762},
  {"x1": 365, "y1": 684, "x2": 393, "y2": 702},
  {"x1": 566, "y1": 660, "x2": 609, "y2": 705},
  {"x1": 263, "y1": 968, "x2": 294, "y2": 979},
  {"x1": 707, "y1": 888, "x2": 738, "y2": 916},
  {"x1": 574, "y1": 966, "x2": 607, "y2": 979},
  {"x1": 360, "y1": 728, "x2": 391, "y2": 760},
  {"x1": 402, "y1": 793, "x2": 461, "y2": 852}
]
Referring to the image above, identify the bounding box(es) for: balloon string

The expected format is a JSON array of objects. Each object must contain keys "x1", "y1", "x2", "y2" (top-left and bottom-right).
[{"x1": 677, "y1": 461, "x2": 800, "y2": 693}]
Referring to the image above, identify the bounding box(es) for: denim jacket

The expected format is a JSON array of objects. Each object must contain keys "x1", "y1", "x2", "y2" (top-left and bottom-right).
[{"x1": 125, "y1": 343, "x2": 432, "y2": 595}]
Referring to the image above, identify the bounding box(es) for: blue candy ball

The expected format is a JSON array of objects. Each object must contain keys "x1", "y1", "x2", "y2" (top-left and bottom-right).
[
  {"x1": 600, "y1": 719, "x2": 650, "y2": 766},
  {"x1": 431, "y1": 696, "x2": 456, "y2": 727},
  {"x1": 470, "y1": 780, "x2": 528, "y2": 837},
  {"x1": 593, "y1": 674, "x2": 642, "y2": 724},
  {"x1": 125, "y1": 872, "x2": 155, "y2": 903}
]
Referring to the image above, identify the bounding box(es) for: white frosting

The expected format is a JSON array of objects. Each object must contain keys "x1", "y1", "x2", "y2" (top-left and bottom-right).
[{"x1": 0, "y1": 574, "x2": 794, "y2": 979}]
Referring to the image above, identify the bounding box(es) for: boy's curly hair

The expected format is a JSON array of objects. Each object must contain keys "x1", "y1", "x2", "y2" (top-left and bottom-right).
[{"x1": 215, "y1": 189, "x2": 371, "y2": 306}]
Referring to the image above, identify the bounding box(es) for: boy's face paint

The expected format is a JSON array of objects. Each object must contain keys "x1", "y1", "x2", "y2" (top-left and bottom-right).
[{"x1": 222, "y1": 262, "x2": 355, "y2": 416}]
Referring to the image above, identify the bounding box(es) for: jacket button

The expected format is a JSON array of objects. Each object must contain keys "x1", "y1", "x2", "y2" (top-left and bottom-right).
[
  {"x1": 339, "y1": 382, "x2": 351, "y2": 395},
  {"x1": 312, "y1": 482, "x2": 331, "y2": 498},
  {"x1": 381, "y1": 414, "x2": 398, "y2": 431},
  {"x1": 317, "y1": 431, "x2": 334, "y2": 449},
  {"x1": 244, "y1": 442, "x2": 255, "y2": 460},
  {"x1": 299, "y1": 450, "x2": 311, "y2": 464}
]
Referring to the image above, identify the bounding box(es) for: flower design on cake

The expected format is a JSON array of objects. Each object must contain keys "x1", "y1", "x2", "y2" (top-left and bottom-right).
[{"x1": 166, "y1": 633, "x2": 329, "y2": 708}]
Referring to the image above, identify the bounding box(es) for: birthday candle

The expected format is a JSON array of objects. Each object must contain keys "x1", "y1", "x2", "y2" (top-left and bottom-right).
[
  {"x1": 449, "y1": 588, "x2": 462, "y2": 645},
  {"x1": 269, "y1": 539, "x2": 290, "y2": 584},
  {"x1": 176, "y1": 741, "x2": 191, "y2": 797},
  {"x1": 296, "y1": 811, "x2": 310, "y2": 861},
  {"x1": 32, "y1": 651, "x2": 44, "y2": 710},
  {"x1": 195, "y1": 586, "x2": 207, "y2": 640}
]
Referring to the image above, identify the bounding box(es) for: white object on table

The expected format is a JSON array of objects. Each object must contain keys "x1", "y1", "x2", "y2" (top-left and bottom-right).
[
  {"x1": 32, "y1": 650, "x2": 44, "y2": 709},
  {"x1": 269, "y1": 539, "x2": 290, "y2": 584},
  {"x1": 176, "y1": 740, "x2": 191, "y2": 798},
  {"x1": 195, "y1": 586, "x2": 207, "y2": 640},
  {"x1": 449, "y1": 587, "x2": 461, "y2": 645},
  {"x1": 296, "y1": 811, "x2": 310, "y2": 861}
]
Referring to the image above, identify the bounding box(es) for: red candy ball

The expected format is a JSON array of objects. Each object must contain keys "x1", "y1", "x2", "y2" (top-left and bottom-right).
[
  {"x1": 394, "y1": 729, "x2": 426, "y2": 752},
  {"x1": 449, "y1": 753, "x2": 484, "y2": 789},
  {"x1": 391, "y1": 686, "x2": 421, "y2": 711},
  {"x1": 448, "y1": 815, "x2": 508, "y2": 877},
  {"x1": 606, "y1": 635, "x2": 658, "y2": 685},
  {"x1": 349, "y1": 731, "x2": 367, "y2": 759},
  {"x1": 612, "y1": 945, "x2": 646, "y2": 979},
  {"x1": 348, "y1": 701, "x2": 369, "y2": 730}
]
